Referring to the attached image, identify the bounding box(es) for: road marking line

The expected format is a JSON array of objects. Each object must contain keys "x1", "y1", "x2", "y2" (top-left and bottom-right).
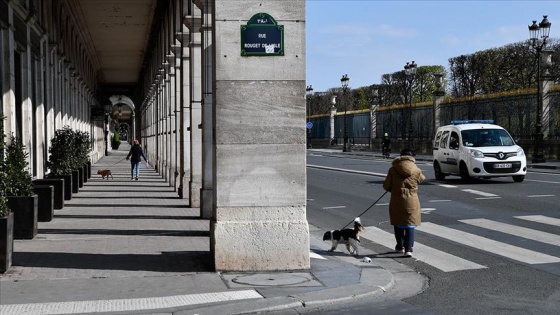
[
  {"x1": 460, "y1": 218, "x2": 560, "y2": 246},
  {"x1": 526, "y1": 195, "x2": 555, "y2": 198},
  {"x1": 438, "y1": 184, "x2": 457, "y2": 188},
  {"x1": 421, "y1": 208, "x2": 436, "y2": 214},
  {"x1": 461, "y1": 189, "x2": 499, "y2": 197},
  {"x1": 420, "y1": 222, "x2": 560, "y2": 264},
  {"x1": 322, "y1": 206, "x2": 346, "y2": 209},
  {"x1": 310, "y1": 251, "x2": 327, "y2": 260},
  {"x1": 525, "y1": 179, "x2": 560, "y2": 184},
  {"x1": 429, "y1": 200, "x2": 451, "y2": 202},
  {"x1": 516, "y1": 215, "x2": 560, "y2": 227},
  {"x1": 0, "y1": 290, "x2": 263, "y2": 315},
  {"x1": 475, "y1": 197, "x2": 502, "y2": 200},
  {"x1": 361, "y1": 226, "x2": 487, "y2": 272}
]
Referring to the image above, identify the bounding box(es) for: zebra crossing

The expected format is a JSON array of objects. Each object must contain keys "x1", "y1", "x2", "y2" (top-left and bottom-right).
[{"x1": 358, "y1": 215, "x2": 560, "y2": 272}]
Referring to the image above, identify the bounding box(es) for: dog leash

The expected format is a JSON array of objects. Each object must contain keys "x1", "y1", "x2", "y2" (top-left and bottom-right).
[
  {"x1": 107, "y1": 157, "x2": 128, "y2": 167},
  {"x1": 340, "y1": 190, "x2": 388, "y2": 229}
]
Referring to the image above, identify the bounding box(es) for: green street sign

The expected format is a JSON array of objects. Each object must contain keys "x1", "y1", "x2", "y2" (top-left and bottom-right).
[{"x1": 241, "y1": 13, "x2": 284, "y2": 56}]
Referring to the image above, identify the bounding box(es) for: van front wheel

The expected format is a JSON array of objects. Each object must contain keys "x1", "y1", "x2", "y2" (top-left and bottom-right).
[
  {"x1": 513, "y1": 175, "x2": 525, "y2": 182},
  {"x1": 460, "y1": 163, "x2": 471, "y2": 182}
]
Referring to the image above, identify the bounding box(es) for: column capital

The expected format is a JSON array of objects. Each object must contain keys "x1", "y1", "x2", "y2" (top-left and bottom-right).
[{"x1": 184, "y1": 15, "x2": 202, "y2": 32}]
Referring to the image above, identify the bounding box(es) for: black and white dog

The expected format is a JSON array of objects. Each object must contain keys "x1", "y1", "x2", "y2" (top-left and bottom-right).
[{"x1": 322, "y1": 218, "x2": 364, "y2": 256}]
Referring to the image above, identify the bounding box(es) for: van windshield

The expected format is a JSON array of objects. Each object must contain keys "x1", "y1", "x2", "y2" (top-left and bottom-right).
[{"x1": 461, "y1": 129, "x2": 515, "y2": 147}]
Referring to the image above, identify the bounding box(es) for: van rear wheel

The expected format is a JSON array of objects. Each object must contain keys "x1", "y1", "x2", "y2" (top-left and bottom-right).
[{"x1": 434, "y1": 162, "x2": 446, "y2": 180}]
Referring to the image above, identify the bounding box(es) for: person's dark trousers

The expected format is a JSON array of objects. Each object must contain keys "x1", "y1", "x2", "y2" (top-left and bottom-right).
[{"x1": 394, "y1": 226, "x2": 415, "y2": 252}]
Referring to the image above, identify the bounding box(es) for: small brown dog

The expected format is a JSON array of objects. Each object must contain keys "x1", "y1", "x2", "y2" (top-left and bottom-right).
[{"x1": 97, "y1": 169, "x2": 113, "y2": 179}]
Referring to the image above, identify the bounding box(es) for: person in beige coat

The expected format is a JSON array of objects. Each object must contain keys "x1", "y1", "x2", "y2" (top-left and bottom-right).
[{"x1": 383, "y1": 149, "x2": 425, "y2": 257}]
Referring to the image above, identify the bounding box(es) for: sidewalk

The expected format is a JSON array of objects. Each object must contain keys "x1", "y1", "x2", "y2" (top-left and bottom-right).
[{"x1": 0, "y1": 144, "x2": 396, "y2": 315}]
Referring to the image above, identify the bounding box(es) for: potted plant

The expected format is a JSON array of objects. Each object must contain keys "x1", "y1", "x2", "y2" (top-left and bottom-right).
[
  {"x1": 111, "y1": 132, "x2": 121, "y2": 150},
  {"x1": 0, "y1": 195, "x2": 13, "y2": 273},
  {"x1": 5, "y1": 135, "x2": 38, "y2": 240},
  {"x1": 46, "y1": 126, "x2": 75, "y2": 199},
  {"x1": 73, "y1": 130, "x2": 90, "y2": 187},
  {"x1": 0, "y1": 117, "x2": 14, "y2": 273}
]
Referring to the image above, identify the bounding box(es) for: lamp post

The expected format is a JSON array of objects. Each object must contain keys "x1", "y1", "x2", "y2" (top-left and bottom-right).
[
  {"x1": 340, "y1": 74, "x2": 350, "y2": 152},
  {"x1": 404, "y1": 61, "x2": 417, "y2": 150},
  {"x1": 528, "y1": 15, "x2": 551, "y2": 163},
  {"x1": 306, "y1": 85, "x2": 313, "y2": 149}
]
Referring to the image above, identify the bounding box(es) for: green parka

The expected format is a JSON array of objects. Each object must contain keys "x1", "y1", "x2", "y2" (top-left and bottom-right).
[{"x1": 383, "y1": 156, "x2": 425, "y2": 226}]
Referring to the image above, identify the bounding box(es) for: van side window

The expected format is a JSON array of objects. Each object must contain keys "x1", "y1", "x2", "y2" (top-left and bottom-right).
[
  {"x1": 440, "y1": 131, "x2": 449, "y2": 149},
  {"x1": 434, "y1": 131, "x2": 442, "y2": 148},
  {"x1": 449, "y1": 131, "x2": 459, "y2": 150}
]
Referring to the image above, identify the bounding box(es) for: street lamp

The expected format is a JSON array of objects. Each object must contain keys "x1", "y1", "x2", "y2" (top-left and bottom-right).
[
  {"x1": 306, "y1": 85, "x2": 313, "y2": 149},
  {"x1": 340, "y1": 74, "x2": 350, "y2": 152},
  {"x1": 528, "y1": 15, "x2": 551, "y2": 163},
  {"x1": 404, "y1": 61, "x2": 417, "y2": 150}
]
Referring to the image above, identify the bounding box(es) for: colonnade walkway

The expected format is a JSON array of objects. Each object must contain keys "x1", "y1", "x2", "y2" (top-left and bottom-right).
[{"x1": 0, "y1": 144, "x2": 394, "y2": 315}]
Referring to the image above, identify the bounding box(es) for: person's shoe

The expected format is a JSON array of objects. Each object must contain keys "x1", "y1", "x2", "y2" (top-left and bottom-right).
[
  {"x1": 395, "y1": 246, "x2": 404, "y2": 254},
  {"x1": 135, "y1": 177, "x2": 138, "y2": 180},
  {"x1": 404, "y1": 251, "x2": 413, "y2": 258},
  {"x1": 131, "y1": 177, "x2": 134, "y2": 180}
]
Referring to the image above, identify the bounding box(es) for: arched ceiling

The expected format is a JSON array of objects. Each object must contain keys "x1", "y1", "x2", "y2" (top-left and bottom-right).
[{"x1": 72, "y1": 0, "x2": 158, "y2": 85}]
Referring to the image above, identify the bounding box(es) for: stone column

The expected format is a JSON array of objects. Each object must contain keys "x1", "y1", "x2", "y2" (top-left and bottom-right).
[
  {"x1": 370, "y1": 104, "x2": 378, "y2": 150},
  {"x1": 177, "y1": 30, "x2": 192, "y2": 200},
  {"x1": 196, "y1": 0, "x2": 214, "y2": 219},
  {"x1": 330, "y1": 104, "x2": 337, "y2": 144},
  {"x1": 185, "y1": 9, "x2": 202, "y2": 208},
  {"x1": 45, "y1": 45, "x2": 56, "y2": 160},
  {"x1": 167, "y1": 54, "x2": 178, "y2": 188},
  {"x1": 35, "y1": 36, "x2": 47, "y2": 177},
  {"x1": 540, "y1": 49, "x2": 554, "y2": 139},
  {"x1": 212, "y1": 1, "x2": 309, "y2": 271},
  {"x1": 1, "y1": 23, "x2": 16, "y2": 141},
  {"x1": 22, "y1": 34, "x2": 34, "y2": 170}
]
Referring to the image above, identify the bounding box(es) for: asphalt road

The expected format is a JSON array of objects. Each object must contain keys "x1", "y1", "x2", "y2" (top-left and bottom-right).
[{"x1": 306, "y1": 151, "x2": 560, "y2": 315}]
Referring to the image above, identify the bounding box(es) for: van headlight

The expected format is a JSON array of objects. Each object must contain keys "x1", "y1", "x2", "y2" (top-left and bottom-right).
[
  {"x1": 517, "y1": 148, "x2": 525, "y2": 156},
  {"x1": 469, "y1": 149, "x2": 484, "y2": 158}
]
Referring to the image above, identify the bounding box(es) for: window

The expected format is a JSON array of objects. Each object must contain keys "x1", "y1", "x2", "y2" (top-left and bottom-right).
[
  {"x1": 449, "y1": 131, "x2": 459, "y2": 150},
  {"x1": 440, "y1": 131, "x2": 449, "y2": 149},
  {"x1": 434, "y1": 131, "x2": 442, "y2": 148}
]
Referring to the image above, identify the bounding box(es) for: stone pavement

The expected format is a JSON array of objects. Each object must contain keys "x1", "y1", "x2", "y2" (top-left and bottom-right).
[{"x1": 0, "y1": 144, "x2": 397, "y2": 315}]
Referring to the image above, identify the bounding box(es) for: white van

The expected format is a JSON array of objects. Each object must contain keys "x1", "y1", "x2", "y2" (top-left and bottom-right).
[{"x1": 432, "y1": 120, "x2": 527, "y2": 182}]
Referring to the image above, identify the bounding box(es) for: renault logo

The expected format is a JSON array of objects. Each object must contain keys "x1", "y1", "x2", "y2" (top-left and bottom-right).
[{"x1": 498, "y1": 152, "x2": 505, "y2": 159}]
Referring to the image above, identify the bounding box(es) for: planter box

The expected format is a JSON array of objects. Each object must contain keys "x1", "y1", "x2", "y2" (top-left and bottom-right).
[
  {"x1": 33, "y1": 185, "x2": 54, "y2": 222},
  {"x1": 83, "y1": 164, "x2": 88, "y2": 183},
  {"x1": 47, "y1": 174, "x2": 72, "y2": 201},
  {"x1": 87, "y1": 161, "x2": 92, "y2": 179},
  {"x1": 33, "y1": 178, "x2": 64, "y2": 209},
  {"x1": 7, "y1": 195, "x2": 38, "y2": 240},
  {"x1": 0, "y1": 213, "x2": 14, "y2": 273},
  {"x1": 72, "y1": 170, "x2": 80, "y2": 194},
  {"x1": 78, "y1": 167, "x2": 84, "y2": 188}
]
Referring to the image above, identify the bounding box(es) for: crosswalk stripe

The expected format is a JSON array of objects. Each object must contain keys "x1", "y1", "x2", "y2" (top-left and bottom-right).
[
  {"x1": 460, "y1": 218, "x2": 560, "y2": 247},
  {"x1": 361, "y1": 226, "x2": 487, "y2": 272},
  {"x1": 420, "y1": 222, "x2": 560, "y2": 264},
  {"x1": 515, "y1": 215, "x2": 560, "y2": 227}
]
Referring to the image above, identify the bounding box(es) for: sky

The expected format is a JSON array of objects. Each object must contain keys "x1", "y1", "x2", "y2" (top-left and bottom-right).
[{"x1": 306, "y1": 0, "x2": 560, "y2": 92}]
